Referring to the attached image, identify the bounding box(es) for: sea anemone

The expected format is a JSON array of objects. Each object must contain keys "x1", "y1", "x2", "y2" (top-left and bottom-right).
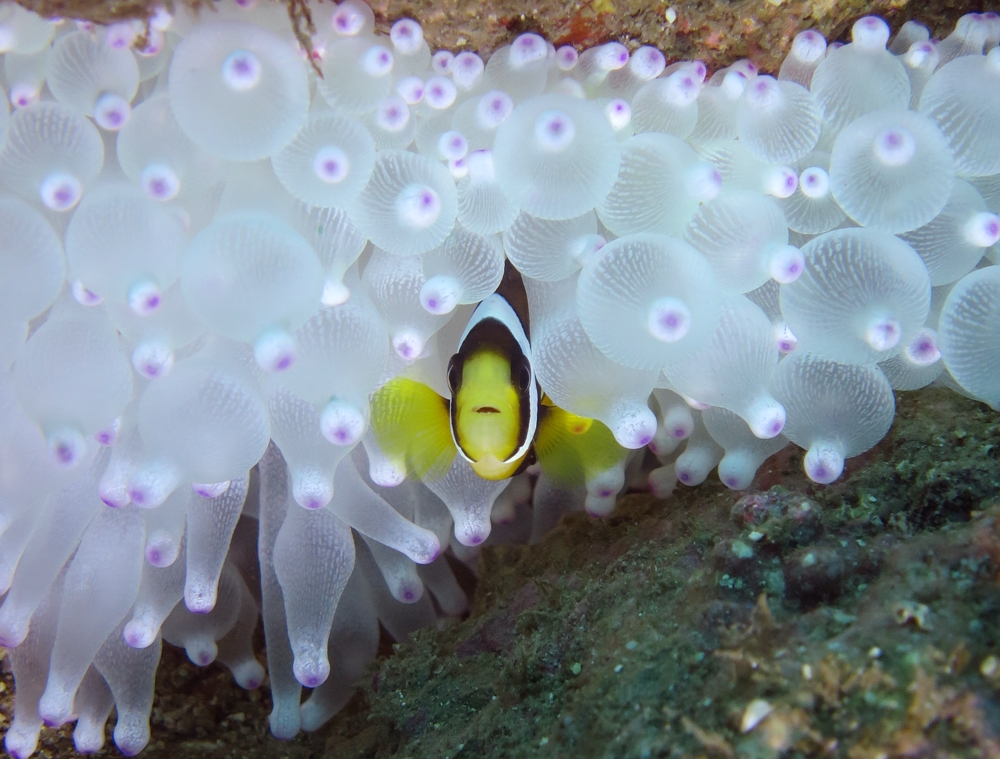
[{"x1": 0, "y1": 4, "x2": 997, "y2": 758}]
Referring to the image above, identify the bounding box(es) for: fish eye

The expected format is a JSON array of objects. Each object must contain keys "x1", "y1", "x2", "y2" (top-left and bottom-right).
[
  {"x1": 447, "y1": 356, "x2": 460, "y2": 392},
  {"x1": 515, "y1": 359, "x2": 531, "y2": 392}
]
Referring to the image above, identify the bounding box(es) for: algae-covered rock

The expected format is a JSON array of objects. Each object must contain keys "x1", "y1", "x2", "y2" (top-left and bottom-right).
[
  {"x1": 12, "y1": 0, "x2": 995, "y2": 72},
  {"x1": 360, "y1": 388, "x2": 1000, "y2": 758}
]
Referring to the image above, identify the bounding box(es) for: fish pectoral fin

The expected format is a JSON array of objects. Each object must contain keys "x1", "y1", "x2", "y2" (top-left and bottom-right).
[
  {"x1": 370, "y1": 377, "x2": 457, "y2": 481},
  {"x1": 561, "y1": 410, "x2": 593, "y2": 435},
  {"x1": 536, "y1": 405, "x2": 627, "y2": 487}
]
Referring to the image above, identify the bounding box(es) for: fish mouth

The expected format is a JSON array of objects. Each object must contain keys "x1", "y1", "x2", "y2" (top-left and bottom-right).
[{"x1": 474, "y1": 406, "x2": 501, "y2": 414}]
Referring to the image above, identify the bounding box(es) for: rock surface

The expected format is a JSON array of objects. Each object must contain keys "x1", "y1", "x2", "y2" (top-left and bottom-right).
[{"x1": 12, "y1": 0, "x2": 999, "y2": 72}]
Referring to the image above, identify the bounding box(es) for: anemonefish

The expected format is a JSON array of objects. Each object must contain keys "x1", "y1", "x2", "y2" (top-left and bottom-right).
[
  {"x1": 445, "y1": 263, "x2": 537, "y2": 479},
  {"x1": 370, "y1": 262, "x2": 626, "y2": 485}
]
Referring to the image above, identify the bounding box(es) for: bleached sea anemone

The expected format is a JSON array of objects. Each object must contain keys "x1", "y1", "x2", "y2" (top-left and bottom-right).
[{"x1": 0, "y1": 3, "x2": 997, "y2": 757}]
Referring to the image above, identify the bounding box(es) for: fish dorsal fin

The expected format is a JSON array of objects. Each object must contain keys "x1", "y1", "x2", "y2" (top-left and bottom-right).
[
  {"x1": 494, "y1": 259, "x2": 530, "y2": 339},
  {"x1": 370, "y1": 377, "x2": 457, "y2": 481}
]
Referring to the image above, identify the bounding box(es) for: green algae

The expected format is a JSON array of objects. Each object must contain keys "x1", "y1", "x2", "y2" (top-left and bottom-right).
[{"x1": 357, "y1": 388, "x2": 1000, "y2": 758}]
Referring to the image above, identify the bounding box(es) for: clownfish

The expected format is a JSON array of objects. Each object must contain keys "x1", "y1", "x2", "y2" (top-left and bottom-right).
[
  {"x1": 370, "y1": 262, "x2": 626, "y2": 485},
  {"x1": 445, "y1": 262, "x2": 537, "y2": 479}
]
